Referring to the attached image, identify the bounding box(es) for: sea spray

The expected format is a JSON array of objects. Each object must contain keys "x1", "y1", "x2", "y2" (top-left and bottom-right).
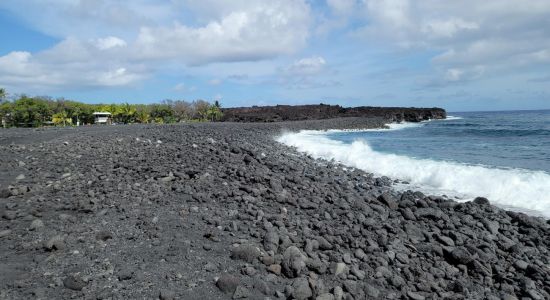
[{"x1": 277, "y1": 131, "x2": 550, "y2": 217}]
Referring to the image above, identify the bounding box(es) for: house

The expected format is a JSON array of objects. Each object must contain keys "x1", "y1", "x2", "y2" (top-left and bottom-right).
[{"x1": 93, "y1": 112, "x2": 112, "y2": 124}]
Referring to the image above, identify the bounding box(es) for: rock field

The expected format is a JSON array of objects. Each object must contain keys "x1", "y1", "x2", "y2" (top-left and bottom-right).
[{"x1": 1, "y1": 118, "x2": 549, "y2": 299}]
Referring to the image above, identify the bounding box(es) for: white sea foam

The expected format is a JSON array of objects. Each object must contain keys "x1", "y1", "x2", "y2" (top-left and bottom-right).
[
  {"x1": 300, "y1": 121, "x2": 427, "y2": 135},
  {"x1": 277, "y1": 131, "x2": 550, "y2": 217},
  {"x1": 446, "y1": 115, "x2": 464, "y2": 120}
]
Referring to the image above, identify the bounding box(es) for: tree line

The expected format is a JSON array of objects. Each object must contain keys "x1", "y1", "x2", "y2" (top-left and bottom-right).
[{"x1": 0, "y1": 88, "x2": 223, "y2": 127}]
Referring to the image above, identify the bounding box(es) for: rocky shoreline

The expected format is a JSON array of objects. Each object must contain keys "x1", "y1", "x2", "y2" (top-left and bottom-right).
[
  {"x1": 221, "y1": 105, "x2": 446, "y2": 123},
  {"x1": 1, "y1": 119, "x2": 549, "y2": 300}
]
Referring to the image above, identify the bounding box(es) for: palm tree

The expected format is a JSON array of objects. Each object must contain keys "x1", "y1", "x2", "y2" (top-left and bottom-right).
[
  {"x1": 53, "y1": 110, "x2": 69, "y2": 126},
  {"x1": 206, "y1": 104, "x2": 223, "y2": 121},
  {"x1": 135, "y1": 106, "x2": 150, "y2": 123},
  {"x1": 120, "y1": 103, "x2": 136, "y2": 124}
]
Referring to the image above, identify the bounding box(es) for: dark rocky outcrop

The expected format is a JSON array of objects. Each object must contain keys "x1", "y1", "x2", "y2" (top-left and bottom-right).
[{"x1": 221, "y1": 104, "x2": 446, "y2": 123}]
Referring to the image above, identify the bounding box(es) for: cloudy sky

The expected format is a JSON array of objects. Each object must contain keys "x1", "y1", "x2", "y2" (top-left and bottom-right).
[{"x1": 1, "y1": 0, "x2": 549, "y2": 111}]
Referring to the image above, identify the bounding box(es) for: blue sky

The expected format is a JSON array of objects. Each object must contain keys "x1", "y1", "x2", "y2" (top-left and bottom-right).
[{"x1": 0, "y1": 0, "x2": 549, "y2": 111}]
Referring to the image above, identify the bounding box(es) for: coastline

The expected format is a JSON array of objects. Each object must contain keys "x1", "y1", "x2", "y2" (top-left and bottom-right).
[{"x1": 1, "y1": 119, "x2": 549, "y2": 299}]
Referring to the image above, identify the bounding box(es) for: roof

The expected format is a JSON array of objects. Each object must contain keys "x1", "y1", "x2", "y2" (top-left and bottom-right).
[{"x1": 92, "y1": 112, "x2": 112, "y2": 115}]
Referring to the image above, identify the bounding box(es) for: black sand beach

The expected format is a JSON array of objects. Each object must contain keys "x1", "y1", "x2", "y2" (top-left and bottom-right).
[{"x1": 1, "y1": 118, "x2": 549, "y2": 299}]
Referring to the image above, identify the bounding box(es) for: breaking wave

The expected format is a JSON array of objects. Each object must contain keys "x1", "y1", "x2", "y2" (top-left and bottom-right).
[{"x1": 277, "y1": 131, "x2": 550, "y2": 217}]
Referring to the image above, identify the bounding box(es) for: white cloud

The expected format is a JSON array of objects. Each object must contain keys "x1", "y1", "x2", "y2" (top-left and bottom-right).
[
  {"x1": 134, "y1": 1, "x2": 311, "y2": 65},
  {"x1": 421, "y1": 18, "x2": 479, "y2": 38},
  {"x1": 352, "y1": 0, "x2": 550, "y2": 83},
  {"x1": 285, "y1": 56, "x2": 327, "y2": 76},
  {"x1": 0, "y1": 40, "x2": 146, "y2": 89},
  {"x1": 280, "y1": 56, "x2": 338, "y2": 89},
  {"x1": 0, "y1": 0, "x2": 312, "y2": 90},
  {"x1": 95, "y1": 36, "x2": 127, "y2": 50},
  {"x1": 0, "y1": 51, "x2": 33, "y2": 76},
  {"x1": 327, "y1": 0, "x2": 356, "y2": 15},
  {"x1": 96, "y1": 68, "x2": 141, "y2": 86},
  {"x1": 0, "y1": 0, "x2": 175, "y2": 38},
  {"x1": 173, "y1": 83, "x2": 197, "y2": 92},
  {"x1": 1, "y1": 0, "x2": 549, "y2": 96}
]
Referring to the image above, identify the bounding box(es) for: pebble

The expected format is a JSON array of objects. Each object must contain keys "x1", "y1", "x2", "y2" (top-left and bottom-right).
[
  {"x1": 364, "y1": 284, "x2": 380, "y2": 298},
  {"x1": 2, "y1": 210, "x2": 16, "y2": 220},
  {"x1": 29, "y1": 219, "x2": 44, "y2": 231},
  {"x1": 333, "y1": 286, "x2": 344, "y2": 300},
  {"x1": 159, "y1": 289, "x2": 175, "y2": 300},
  {"x1": 267, "y1": 264, "x2": 282, "y2": 275},
  {"x1": 230, "y1": 244, "x2": 260, "y2": 263},
  {"x1": 204, "y1": 262, "x2": 217, "y2": 272},
  {"x1": 232, "y1": 286, "x2": 251, "y2": 299},
  {"x1": 216, "y1": 274, "x2": 240, "y2": 294},
  {"x1": 44, "y1": 235, "x2": 65, "y2": 251},
  {"x1": 118, "y1": 268, "x2": 134, "y2": 281},
  {"x1": 63, "y1": 275, "x2": 87, "y2": 291},
  {"x1": 95, "y1": 231, "x2": 113, "y2": 241},
  {"x1": 514, "y1": 260, "x2": 528, "y2": 270},
  {"x1": 291, "y1": 277, "x2": 312, "y2": 300},
  {"x1": 407, "y1": 291, "x2": 426, "y2": 300},
  {"x1": 263, "y1": 230, "x2": 279, "y2": 252},
  {"x1": 282, "y1": 246, "x2": 307, "y2": 278},
  {"x1": 316, "y1": 293, "x2": 335, "y2": 300},
  {"x1": 0, "y1": 229, "x2": 12, "y2": 239},
  {"x1": 437, "y1": 235, "x2": 455, "y2": 247},
  {"x1": 333, "y1": 263, "x2": 347, "y2": 276}
]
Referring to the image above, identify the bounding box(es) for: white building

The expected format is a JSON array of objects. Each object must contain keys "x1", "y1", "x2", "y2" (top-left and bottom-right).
[{"x1": 93, "y1": 112, "x2": 112, "y2": 125}]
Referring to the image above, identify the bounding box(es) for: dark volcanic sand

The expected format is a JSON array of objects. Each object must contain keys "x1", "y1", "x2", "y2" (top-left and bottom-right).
[{"x1": 0, "y1": 118, "x2": 549, "y2": 300}]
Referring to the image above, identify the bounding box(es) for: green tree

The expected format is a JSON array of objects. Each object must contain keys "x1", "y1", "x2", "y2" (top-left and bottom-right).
[
  {"x1": 12, "y1": 96, "x2": 51, "y2": 127},
  {"x1": 0, "y1": 92, "x2": 228, "y2": 127},
  {"x1": 150, "y1": 104, "x2": 174, "y2": 123},
  {"x1": 193, "y1": 100, "x2": 210, "y2": 120},
  {"x1": 1, "y1": 100, "x2": 13, "y2": 127},
  {"x1": 0, "y1": 88, "x2": 6, "y2": 102},
  {"x1": 206, "y1": 103, "x2": 223, "y2": 121},
  {"x1": 73, "y1": 102, "x2": 95, "y2": 125},
  {"x1": 52, "y1": 110, "x2": 71, "y2": 126},
  {"x1": 118, "y1": 103, "x2": 137, "y2": 124},
  {"x1": 135, "y1": 105, "x2": 150, "y2": 123}
]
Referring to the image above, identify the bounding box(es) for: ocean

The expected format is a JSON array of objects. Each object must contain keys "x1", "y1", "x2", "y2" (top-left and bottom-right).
[{"x1": 278, "y1": 110, "x2": 550, "y2": 218}]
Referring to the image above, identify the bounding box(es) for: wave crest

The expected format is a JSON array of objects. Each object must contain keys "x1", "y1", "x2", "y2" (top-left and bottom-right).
[{"x1": 277, "y1": 131, "x2": 550, "y2": 217}]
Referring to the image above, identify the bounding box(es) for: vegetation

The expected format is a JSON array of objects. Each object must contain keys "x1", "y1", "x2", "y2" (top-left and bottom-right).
[{"x1": 0, "y1": 88, "x2": 223, "y2": 127}]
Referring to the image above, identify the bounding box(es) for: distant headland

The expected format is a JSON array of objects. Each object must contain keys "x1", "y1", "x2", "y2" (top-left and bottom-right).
[{"x1": 222, "y1": 104, "x2": 446, "y2": 123}]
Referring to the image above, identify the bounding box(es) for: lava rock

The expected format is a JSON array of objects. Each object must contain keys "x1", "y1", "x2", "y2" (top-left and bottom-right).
[
  {"x1": 44, "y1": 235, "x2": 65, "y2": 251},
  {"x1": 378, "y1": 193, "x2": 398, "y2": 209},
  {"x1": 159, "y1": 289, "x2": 176, "y2": 300},
  {"x1": 282, "y1": 246, "x2": 307, "y2": 278},
  {"x1": 216, "y1": 274, "x2": 240, "y2": 294},
  {"x1": 95, "y1": 231, "x2": 113, "y2": 241},
  {"x1": 232, "y1": 286, "x2": 251, "y2": 299},
  {"x1": 264, "y1": 230, "x2": 279, "y2": 252},
  {"x1": 473, "y1": 197, "x2": 490, "y2": 205},
  {"x1": 63, "y1": 275, "x2": 87, "y2": 291},
  {"x1": 446, "y1": 247, "x2": 476, "y2": 265},
  {"x1": 291, "y1": 277, "x2": 312, "y2": 300},
  {"x1": 29, "y1": 219, "x2": 44, "y2": 231},
  {"x1": 230, "y1": 244, "x2": 260, "y2": 263}
]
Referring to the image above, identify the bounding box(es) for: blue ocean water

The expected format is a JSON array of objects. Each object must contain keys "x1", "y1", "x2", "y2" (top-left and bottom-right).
[
  {"x1": 327, "y1": 110, "x2": 550, "y2": 173},
  {"x1": 278, "y1": 110, "x2": 550, "y2": 217}
]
